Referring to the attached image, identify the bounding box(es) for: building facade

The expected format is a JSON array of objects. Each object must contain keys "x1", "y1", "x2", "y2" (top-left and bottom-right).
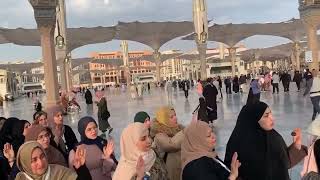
[{"x1": 89, "y1": 50, "x2": 155, "y2": 85}]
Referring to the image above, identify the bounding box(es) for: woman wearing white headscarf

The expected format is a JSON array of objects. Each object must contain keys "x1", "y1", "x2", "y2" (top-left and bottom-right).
[{"x1": 113, "y1": 123, "x2": 168, "y2": 180}]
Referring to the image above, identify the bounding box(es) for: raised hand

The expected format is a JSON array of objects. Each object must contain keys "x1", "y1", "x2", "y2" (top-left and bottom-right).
[
  {"x1": 229, "y1": 152, "x2": 241, "y2": 180},
  {"x1": 103, "y1": 140, "x2": 114, "y2": 159},
  {"x1": 73, "y1": 145, "x2": 86, "y2": 169},
  {"x1": 136, "y1": 155, "x2": 145, "y2": 179},
  {"x1": 3, "y1": 143, "x2": 15, "y2": 162},
  {"x1": 293, "y1": 128, "x2": 302, "y2": 149}
]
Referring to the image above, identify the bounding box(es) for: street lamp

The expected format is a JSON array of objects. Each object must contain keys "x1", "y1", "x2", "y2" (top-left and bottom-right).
[{"x1": 55, "y1": 20, "x2": 65, "y2": 49}]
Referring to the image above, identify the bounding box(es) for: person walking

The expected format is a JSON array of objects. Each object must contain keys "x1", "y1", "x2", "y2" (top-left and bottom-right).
[
  {"x1": 247, "y1": 77, "x2": 261, "y2": 105},
  {"x1": 272, "y1": 72, "x2": 280, "y2": 94},
  {"x1": 84, "y1": 89, "x2": 93, "y2": 105},
  {"x1": 224, "y1": 77, "x2": 232, "y2": 94},
  {"x1": 183, "y1": 80, "x2": 190, "y2": 99},
  {"x1": 196, "y1": 79, "x2": 203, "y2": 97},
  {"x1": 304, "y1": 69, "x2": 320, "y2": 121},
  {"x1": 293, "y1": 71, "x2": 303, "y2": 92},
  {"x1": 217, "y1": 76, "x2": 223, "y2": 98},
  {"x1": 203, "y1": 78, "x2": 218, "y2": 123},
  {"x1": 96, "y1": 91, "x2": 113, "y2": 135},
  {"x1": 232, "y1": 75, "x2": 240, "y2": 93}
]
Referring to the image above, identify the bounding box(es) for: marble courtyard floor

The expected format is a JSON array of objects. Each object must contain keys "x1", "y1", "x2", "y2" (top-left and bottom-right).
[{"x1": 0, "y1": 84, "x2": 313, "y2": 179}]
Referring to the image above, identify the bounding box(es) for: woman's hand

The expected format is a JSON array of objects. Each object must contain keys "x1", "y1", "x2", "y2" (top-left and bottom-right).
[
  {"x1": 292, "y1": 128, "x2": 302, "y2": 150},
  {"x1": 73, "y1": 145, "x2": 86, "y2": 169},
  {"x1": 229, "y1": 152, "x2": 241, "y2": 180},
  {"x1": 136, "y1": 155, "x2": 145, "y2": 179},
  {"x1": 3, "y1": 143, "x2": 15, "y2": 162},
  {"x1": 103, "y1": 140, "x2": 114, "y2": 159}
]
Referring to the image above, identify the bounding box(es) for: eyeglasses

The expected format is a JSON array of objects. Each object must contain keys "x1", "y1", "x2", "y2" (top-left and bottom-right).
[{"x1": 37, "y1": 133, "x2": 51, "y2": 141}]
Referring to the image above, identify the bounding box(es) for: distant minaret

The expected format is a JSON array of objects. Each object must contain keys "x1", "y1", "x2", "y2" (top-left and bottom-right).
[{"x1": 219, "y1": 43, "x2": 225, "y2": 59}]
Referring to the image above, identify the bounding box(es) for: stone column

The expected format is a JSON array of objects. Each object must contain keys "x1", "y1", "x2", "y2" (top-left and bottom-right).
[
  {"x1": 228, "y1": 47, "x2": 237, "y2": 77},
  {"x1": 295, "y1": 42, "x2": 301, "y2": 71},
  {"x1": 121, "y1": 41, "x2": 131, "y2": 85},
  {"x1": 197, "y1": 42, "x2": 207, "y2": 80},
  {"x1": 300, "y1": 2, "x2": 320, "y2": 72},
  {"x1": 293, "y1": 42, "x2": 301, "y2": 71},
  {"x1": 28, "y1": 0, "x2": 62, "y2": 117},
  {"x1": 290, "y1": 50, "x2": 296, "y2": 70},
  {"x1": 39, "y1": 25, "x2": 61, "y2": 112},
  {"x1": 306, "y1": 25, "x2": 319, "y2": 71},
  {"x1": 66, "y1": 56, "x2": 73, "y2": 90},
  {"x1": 153, "y1": 50, "x2": 161, "y2": 82}
]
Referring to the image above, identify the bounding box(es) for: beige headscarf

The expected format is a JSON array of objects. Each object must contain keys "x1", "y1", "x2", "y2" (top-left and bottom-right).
[
  {"x1": 113, "y1": 123, "x2": 156, "y2": 180},
  {"x1": 15, "y1": 141, "x2": 77, "y2": 180},
  {"x1": 181, "y1": 121, "x2": 217, "y2": 171},
  {"x1": 24, "y1": 125, "x2": 67, "y2": 167}
]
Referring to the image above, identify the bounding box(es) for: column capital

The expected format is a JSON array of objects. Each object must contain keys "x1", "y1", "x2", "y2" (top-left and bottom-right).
[
  {"x1": 227, "y1": 47, "x2": 238, "y2": 54},
  {"x1": 29, "y1": 0, "x2": 57, "y2": 28},
  {"x1": 153, "y1": 50, "x2": 161, "y2": 61}
]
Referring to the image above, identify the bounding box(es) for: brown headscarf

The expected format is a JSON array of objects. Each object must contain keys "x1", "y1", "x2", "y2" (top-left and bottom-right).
[
  {"x1": 113, "y1": 123, "x2": 156, "y2": 180},
  {"x1": 25, "y1": 125, "x2": 67, "y2": 167},
  {"x1": 15, "y1": 141, "x2": 77, "y2": 180},
  {"x1": 181, "y1": 121, "x2": 217, "y2": 171}
]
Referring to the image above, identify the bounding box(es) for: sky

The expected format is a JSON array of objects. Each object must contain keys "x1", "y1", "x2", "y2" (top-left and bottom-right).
[{"x1": 0, "y1": 0, "x2": 299, "y2": 62}]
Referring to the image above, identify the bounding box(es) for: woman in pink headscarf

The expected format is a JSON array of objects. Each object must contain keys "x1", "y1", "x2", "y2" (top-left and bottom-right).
[{"x1": 96, "y1": 91, "x2": 112, "y2": 136}]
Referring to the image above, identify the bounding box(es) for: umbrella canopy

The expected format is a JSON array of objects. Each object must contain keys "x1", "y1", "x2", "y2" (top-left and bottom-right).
[{"x1": 115, "y1": 21, "x2": 194, "y2": 50}]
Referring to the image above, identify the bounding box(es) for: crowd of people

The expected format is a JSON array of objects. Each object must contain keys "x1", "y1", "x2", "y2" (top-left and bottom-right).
[{"x1": 2, "y1": 70, "x2": 320, "y2": 180}]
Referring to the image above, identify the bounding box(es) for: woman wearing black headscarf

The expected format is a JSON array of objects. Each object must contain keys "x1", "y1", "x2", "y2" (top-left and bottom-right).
[
  {"x1": 225, "y1": 101, "x2": 308, "y2": 180},
  {"x1": 0, "y1": 118, "x2": 30, "y2": 154},
  {"x1": 0, "y1": 119, "x2": 30, "y2": 180},
  {"x1": 69, "y1": 116, "x2": 117, "y2": 180}
]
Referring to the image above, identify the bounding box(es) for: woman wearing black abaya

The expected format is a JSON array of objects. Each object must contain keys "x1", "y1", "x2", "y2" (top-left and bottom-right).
[{"x1": 225, "y1": 102, "x2": 308, "y2": 180}]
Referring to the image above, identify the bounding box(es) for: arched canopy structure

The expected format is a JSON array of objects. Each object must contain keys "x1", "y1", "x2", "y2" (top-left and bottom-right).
[
  {"x1": 115, "y1": 21, "x2": 194, "y2": 50},
  {"x1": 240, "y1": 43, "x2": 301, "y2": 61},
  {"x1": 0, "y1": 62, "x2": 42, "y2": 73},
  {"x1": 182, "y1": 19, "x2": 307, "y2": 47},
  {"x1": 0, "y1": 26, "x2": 116, "y2": 53}
]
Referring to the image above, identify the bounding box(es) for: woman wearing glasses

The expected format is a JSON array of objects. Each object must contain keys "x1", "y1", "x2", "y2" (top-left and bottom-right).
[{"x1": 25, "y1": 125, "x2": 67, "y2": 167}]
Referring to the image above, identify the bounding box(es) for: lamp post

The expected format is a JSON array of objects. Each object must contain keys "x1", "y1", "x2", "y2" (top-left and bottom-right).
[
  {"x1": 299, "y1": 0, "x2": 320, "y2": 72},
  {"x1": 193, "y1": 0, "x2": 208, "y2": 80},
  {"x1": 28, "y1": 0, "x2": 61, "y2": 116},
  {"x1": 55, "y1": 0, "x2": 72, "y2": 92}
]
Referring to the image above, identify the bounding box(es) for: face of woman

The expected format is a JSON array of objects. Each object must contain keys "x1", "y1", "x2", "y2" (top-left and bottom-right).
[
  {"x1": 205, "y1": 129, "x2": 216, "y2": 149},
  {"x1": 23, "y1": 122, "x2": 31, "y2": 136},
  {"x1": 85, "y1": 122, "x2": 98, "y2": 140},
  {"x1": 53, "y1": 112, "x2": 63, "y2": 125},
  {"x1": 169, "y1": 110, "x2": 178, "y2": 126},
  {"x1": 37, "y1": 130, "x2": 51, "y2": 149},
  {"x1": 144, "y1": 118, "x2": 151, "y2": 129},
  {"x1": 136, "y1": 134, "x2": 152, "y2": 152},
  {"x1": 258, "y1": 107, "x2": 274, "y2": 131},
  {"x1": 30, "y1": 148, "x2": 48, "y2": 176},
  {"x1": 38, "y1": 115, "x2": 48, "y2": 127}
]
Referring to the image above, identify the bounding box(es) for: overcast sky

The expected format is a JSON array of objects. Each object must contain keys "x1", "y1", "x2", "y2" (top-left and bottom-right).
[{"x1": 0, "y1": 0, "x2": 299, "y2": 62}]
